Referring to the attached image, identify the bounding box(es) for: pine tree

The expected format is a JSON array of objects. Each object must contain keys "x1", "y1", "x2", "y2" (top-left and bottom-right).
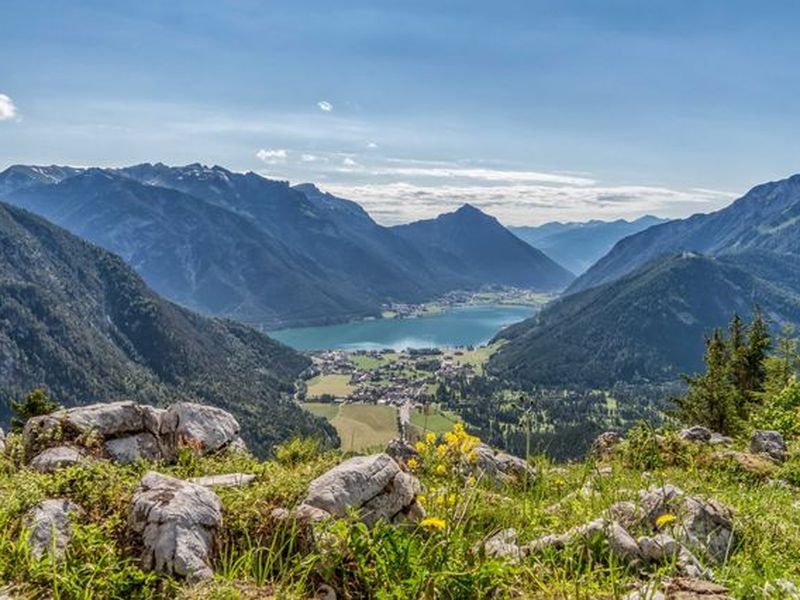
[{"x1": 744, "y1": 306, "x2": 771, "y2": 399}]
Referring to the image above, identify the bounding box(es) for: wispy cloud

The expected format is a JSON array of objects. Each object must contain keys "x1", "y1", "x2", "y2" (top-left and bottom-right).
[
  {"x1": 255, "y1": 148, "x2": 288, "y2": 164},
  {"x1": 350, "y1": 166, "x2": 596, "y2": 186},
  {"x1": 0, "y1": 94, "x2": 18, "y2": 121},
  {"x1": 317, "y1": 100, "x2": 333, "y2": 112}
]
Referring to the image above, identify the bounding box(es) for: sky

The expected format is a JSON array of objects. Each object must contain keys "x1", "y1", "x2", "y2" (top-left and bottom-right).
[{"x1": 1, "y1": 0, "x2": 799, "y2": 225}]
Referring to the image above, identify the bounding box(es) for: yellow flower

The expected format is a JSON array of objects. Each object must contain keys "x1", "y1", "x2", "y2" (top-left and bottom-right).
[
  {"x1": 406, "y1": 457, "x2": 419, "y2": 470},
  {"x1": 447, "y1": 494, "x2": 457, "y2": 506},
  {"x1": 435, "y1": 495, "x2": 446, "y2": 506},
  {"x1": 420, "y1": 517, "x2": 446, "y2": 531},
  {"x1": 417, "y1": 495, "x2": 427, "y2": 505},
  {"x1": 415, "y1": 441, "x2": 426, "y2": 454},
  {"x1": 425, "y1": 432, "x2": 437, "y2": 444},
  {"x1": 655, "y1": 513, "x2": 677, "y2": 529},
  {"x1": 435, "y1": 464, "x2": 447, "y2": 476},
  {"x1": 436, "y1": 444, "x2": 448, "y2": 457}
]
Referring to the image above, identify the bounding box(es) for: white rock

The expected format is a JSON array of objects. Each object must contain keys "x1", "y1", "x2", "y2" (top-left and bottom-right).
[
  {"x1": 0, "y1": 426, "x2": 5, "y2": 454},
  {"x1": 29, "y1": 446, "x2": 86, "y2": 473},
  {"x1": 189, "y1": 473, "x2": 257, "y2": 488},
  {"x1": 159, "y1": 402, "x2": 240, "y2": 460},
  {"x1": 482, "y1": 528, "x2": 525, "y2": 563},
  {"x1": 104, "y1": 433, "x2": 162, "y2": 464},
  {"x1": 751, "y1": 430, "x2": 788, "y2": 463},
  {"x1": 128, "y1": 471, "x2": 222, "y2": 582},
  {"x1": 24, "y1": 499, "x2": 82, "y2": 560}
]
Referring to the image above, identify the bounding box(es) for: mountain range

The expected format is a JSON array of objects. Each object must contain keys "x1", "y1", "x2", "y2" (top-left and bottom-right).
[
  {"x1": 509, "y1": 215, "x2": 667, "y2": 275},
  {"x1": 0, "y1": 200, "x2": 337, "y2": 456},
  {"x1": 0, "y1": 164, "x2": 573, "y2": 328},
  {"x1": 491, "y1": 173, "x2": 800, "y2": 387}
]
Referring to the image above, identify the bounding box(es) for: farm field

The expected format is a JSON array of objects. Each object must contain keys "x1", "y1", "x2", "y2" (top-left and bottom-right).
[
  {"x1": 301, "y1": 402, "x2": 399, "y2": 452},
  {"x1": 410, "y1": 407, "x2": 461, "y2": 435},
  {"x1": 305, "y1": 374, "x2": 354, "y2": 398}
]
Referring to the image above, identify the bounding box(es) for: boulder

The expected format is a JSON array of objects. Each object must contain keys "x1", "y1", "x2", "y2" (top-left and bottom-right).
[
  {"x1": 472, "y1": 443, "x2": 536, "y2": 485},
  {"x1": 23, "y1": 499, "x2": 82, "y2": 560},
  {"x1": 680, "y1": 426, "x2": 712, "y2": 443},
  {"x1": 750, "y1": 430, "x2": 788, "y2": 463},
  {"x1": 29, "y1": 446, "x2": 86, "y2": 473},
  {"x1": 128, "y1": 471, "x2": 223, "y2": 583},
  {"x1": 385, "y1": 438, "x2": 420, "y2": 464},
  {"x1": 625, "y1": 578, "x2": 730, "y2": 600},
  {"x1": 639, "y1": 484, "x2": 734, "y2": 563},
  {"x1": 528, "y1": 518, "x2": 642, "y2": 563},
  {"x1": 637, "y1": 533, "x2": 709, "y2": 578},
  {"x1": 711, "y1": 451, "x2": 778, "y2": 479},
  {"x1": 159, "y1": 402, "x2": 241, "y2": 461},
  {"x1": 104, "y1": 433, "x2": 162, "y2": 465},
  {"x1": 591, "y1": 431, "x2": 622, "y2": 459},
  {"x1": 0, "y1": 427, "x2": 5, "y2": 454},
  {"x1": 482, "y1": 528, "x2": 525, "y2": 563},
  {"x1": 296, "y1": 453, "x2": 423, "y2": 526}
]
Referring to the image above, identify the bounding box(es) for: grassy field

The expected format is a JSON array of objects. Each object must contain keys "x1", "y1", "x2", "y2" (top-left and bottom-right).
[
  {"x1": 447, "y1": 341, "x2": 503, "y2": 374},
  {"x1": 301, "y1": 402, "x2": 399, "y2": 452},
  {"x1": 410, "y1": 407, "x2": 461, "y2": 435},
  {"x1": 305, "y1": 374, "x2": 354, "y2": 398}
]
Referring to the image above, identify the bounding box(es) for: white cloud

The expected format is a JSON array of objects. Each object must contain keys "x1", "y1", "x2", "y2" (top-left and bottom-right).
[
  {"x1": 317, "y1": 100, "x2": 333, "y2": 112},
  {"x1": 0, "y1": 94, "x2": 18, "y2": 121},
  {"x1": 255, "y1": 148, "x2": 288, "y2": 164},
  {"x1": 342, "y1": 157, "x2": 359, "y2": 167},
  {"x1": 361, "y1": 166, "x2": 596, "y2": 186},
  {"x1": 367, "y1": 141, "x2": 379, "y2": 149},
  {"x1": 300, "y1": 153, "x2": 320, "y2": 162}
]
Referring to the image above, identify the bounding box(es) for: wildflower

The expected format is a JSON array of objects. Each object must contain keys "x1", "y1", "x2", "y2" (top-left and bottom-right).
[
  {"x1": 417, "y1": 495, "x2": 427, "y2": 506},
  {"x1": 420, "y1": 517, "x2": 446, "y2": 531},
  {"x1": 655, "y1": 513, "x2": 677, "y2": 529},
  {"x1": 436, "y1": 444, "x2": 448, "y2": 457},
  {"x1": 435, "y1": 495, "x2": 446, "y2": 506},
  {"x1": 447, "y1": 494, "x2": 457, "y2": 506},
  {"x1": 406, "y1": 457, "x2": 419, "y2": 470},
  {"x1": 425, "y1": 432, "x2": 437, "y2": 444},
  {"x1": 415, "y1": 441, "x2": 426, "y2": 454},
  {"x1": 435, "y1": 464, "x2": 447, "y2": 476}
]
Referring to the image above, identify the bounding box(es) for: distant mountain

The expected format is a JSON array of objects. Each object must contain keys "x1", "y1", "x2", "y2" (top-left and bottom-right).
[
  {"x1": 0, "y1": 163, "x2": 571, "y2": 327},
  {"x1": 489, "y1": 251, "x2": 800, "y2": 387},
  {"x1": 0, "y1": 201, "x2": 337, "y2": 456},
  {"x1": 392, "y1": 204, "x2": 574, "y2": 291},
  {"x1": 568, "y1": 175, "x2": 800, "y2": 294},
  {"x1": 509, "y1": 215, "x2": 667, "y2": 275}
]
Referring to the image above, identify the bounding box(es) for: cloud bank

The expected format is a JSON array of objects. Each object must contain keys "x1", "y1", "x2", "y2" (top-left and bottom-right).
[{"x1": 0, "y1": 94, "x2": 17, "y2": 121}]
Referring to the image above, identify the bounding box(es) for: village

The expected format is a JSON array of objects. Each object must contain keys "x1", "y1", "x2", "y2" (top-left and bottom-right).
[{"x1": 380, "y1": 286, "x2": 549, "y2": 319}]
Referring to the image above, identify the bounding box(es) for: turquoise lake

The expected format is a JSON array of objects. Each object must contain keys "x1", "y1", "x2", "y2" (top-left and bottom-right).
[{"x1": 269, "y1": 304, "x2": 535, "y2": 351}]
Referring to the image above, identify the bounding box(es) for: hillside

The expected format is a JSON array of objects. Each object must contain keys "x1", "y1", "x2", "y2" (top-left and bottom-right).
[
  {"x1": 510, "y1": 215, "x2": 667, "y2": 275},
  {"x1": 490, "y1": 251, "x2": 800, "y2": 387},
  {"x1": 0, "y1": 201, "x2": 337, "y2": 455},
  {"x1": 392, "y1": 204, "x2": 574, "y2": 291},
  {"x1": 569, "y1": 174, "x2": 800, "y2": 294}
]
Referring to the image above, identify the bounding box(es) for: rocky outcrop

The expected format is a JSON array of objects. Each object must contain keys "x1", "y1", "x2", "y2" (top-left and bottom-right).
[
  {"x1": 24, "y1": 499, "x2": 83, "y2": 560},
  {"x1": 128, "y1": 471, "x2": 223, "y2": 583},
  {"x1": 750, "y1": 430, "x2": 788, "y2": 463},
  {"x1": 0, "y1": 427, "x2": 5, "y2": 454},
  {"x1": 22, "y1": 401, "x2": 244, "y2": 466},
  {"x1": 472, "y1": 443, "x2": 537, "y2": 485},
  {"x1": 624, "y1": 577, "x2": 731, "y2": 599},
  {"x1": 29, "y1": 446, "x2": 87, "y2": 473},
  {"x1": 481, "y1": 529, "x2": 525, "y2": 563},
  {"x1": 528, "y1": 518, "x2": 642, "y2": 563},
  {"x1": 385, "y1": 438, "x2": 420, "y2": 464},
  {"x1": 295, "y1": 453, "x2": 424, "y2": 526},
  {"x1": 188, "y1": 473, "x2": 257, "y2": 488},
  {"x1": 591, "y1": 431, "x2": 622, "y2": 459}
]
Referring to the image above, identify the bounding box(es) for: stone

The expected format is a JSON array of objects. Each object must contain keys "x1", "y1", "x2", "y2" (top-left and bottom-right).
[
  {"x1": 0, "y1": 427, "x2": 5, "y2": 454},
  {"x1": 24, "y1": 499, "x2": 82, "y2": 560},
  {"x1": 29, "y1": 446, "x2": 86, "y2": 473},
  {"x1": 637, "y1": 533, "x2": 710, "y2": 579},
  {"x1": 639, "y1": 485, "x2": 734, "y2": 563},
  {"x1": 385, "y1": 438, "x2": 420, "y2": 464},
  {"x1": 297, "y1": 453, "x2": 423, "y2": 526},
  {"x1": 708, "y1": 433, "x2": 734, "y2": 446},
  {"x1": 482, "y1": 528, "x2": 525, "y2": 563},
  {"x1": 128, "y1": 471, "x2": 223, "y2": 582},
  {"x1": 750, "y1": 430, "x2": 788, "y2": 463},
  {"x1": 189, "y1": 473, "x2": 257, "y2": 488},
  {"x1": 712, "y1": 451, "x2": 778, "y2": 479},
  {"x1": 104, "y1": 432, "x2": 163, "y2": 464},
  {"x1": 159, "y1": 402, "x2": 240, "y2": 460},
  {"x1": 528, "y1": 519, "x2": 641, "y2": 563},
  {"x1": 680, "y1": 426, "x2": 712, "y2": 443},
  {"x1": 666, "y1": 578, "x2": 730, "y2": 599},
  {"x1": 472, "y1": 443, "x2": 536, "y2": 485},
  {"x1": 592, "y1": 431, "x2": 622, "y2": 459}
]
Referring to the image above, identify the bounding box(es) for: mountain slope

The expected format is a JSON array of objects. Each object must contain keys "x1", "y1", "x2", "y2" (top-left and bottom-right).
[
  {"x1": 569, "y1": 175, "x2": 800, "y2": 293},
  {"x1": 392, "y1": 204, "x2": 575, "y2": 290},
  {"x1": 510, "y1": 215, "x2": 667, "y2": 275},
  {"x1": 490, "y1": 251, "x2": 800, "y2": 387},
  {"x1": 3, "y1": 170, "x2": 370, "y2": 328},
  {"x1": 0, "y1": 201, "x2": 337, "y2": 455}
]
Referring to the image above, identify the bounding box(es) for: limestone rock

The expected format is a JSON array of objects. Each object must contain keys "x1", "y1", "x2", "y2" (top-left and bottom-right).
[
  {"x1": 159, "y1": 402, "x2": 241, "y2": 461},
  {"x1": 482, "y1": 528, "x2": 525, "y2": 563},
  {"x1": 680, "y1": 426, "x2": 712, "y2": 443},
  {"x1": 128, "y1": 471, "x2": 223, "y2": 582},
  {"x1": 472, "y1": 443, "x2": 536, "y2": 485},
  {"x1": 591, "y1": 431, "x2": 622, "y2": 459},
  {"x1": 385, "y1": 438, "x2": 420, "y2": 464},
  {"x1": 0, "y1": 427, "x2": 5, "y2": 454},
  {"x1": 24, "y1": 499, "x2": 82, "y2": 560},
  {"x1": 189, "y1": 473, "x2": 257, "y2": 488},
  {"x1": 528, "y1": 518, "x2": 641, "y2": 563},
  {"x1": 29, "y1": 446, "x2": 86, "y2": 473},
  {"x1": 639, "y1": 485, "x2": 734, "y2": 563},
  {"x1": 712, "y1": 451, "x2": 778, "y2": 479},
  {"x1": 104, "y1": 433, "x2": 162, "y2": 465},
  {"x1": 750, "y1": 430, "x2": 788, "y2": 463},
  {"x1": 297, "y1": 453, "x2": 423, "y2": 526},
  {"x1": 637, "y1": 533, "x2": 710, "y2": 579}
]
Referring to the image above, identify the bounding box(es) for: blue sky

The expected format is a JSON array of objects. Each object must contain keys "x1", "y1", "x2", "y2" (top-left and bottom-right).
[{"x1": 1, "y1": 0, "x2": 799, "y2": 224}]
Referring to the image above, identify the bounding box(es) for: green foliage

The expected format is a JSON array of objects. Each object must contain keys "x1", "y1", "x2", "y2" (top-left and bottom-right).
[
  {"x1": 274, "y1": 438, "x2": 322, "y2": 467},
  {"x1": 10, "y1": 388, "x2": 59, "y2": 433},
  {"x1": 753, "y1": 380, "x2": 800, "y2": 438}
]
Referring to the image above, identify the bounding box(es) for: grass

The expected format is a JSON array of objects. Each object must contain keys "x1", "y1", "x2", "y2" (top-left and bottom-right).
[
  {"x1": 410, "y1": 408, "x2": 460, "y2": 435},
  {"x1": 447, "y1": 341, "x2": 503, "y2": 374},
  {"x1": 305, "y1": 374, "x2": 354, "y2": 399},
  {"x1": 351, "y1": 354, "x2": 386, "y2": 370},
  {"x1": 300, "y1": 402, "x2": 399, "y2": 452},
  {"x1": 2, "y1": 424, "x2": 800, "y2": 598}
]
